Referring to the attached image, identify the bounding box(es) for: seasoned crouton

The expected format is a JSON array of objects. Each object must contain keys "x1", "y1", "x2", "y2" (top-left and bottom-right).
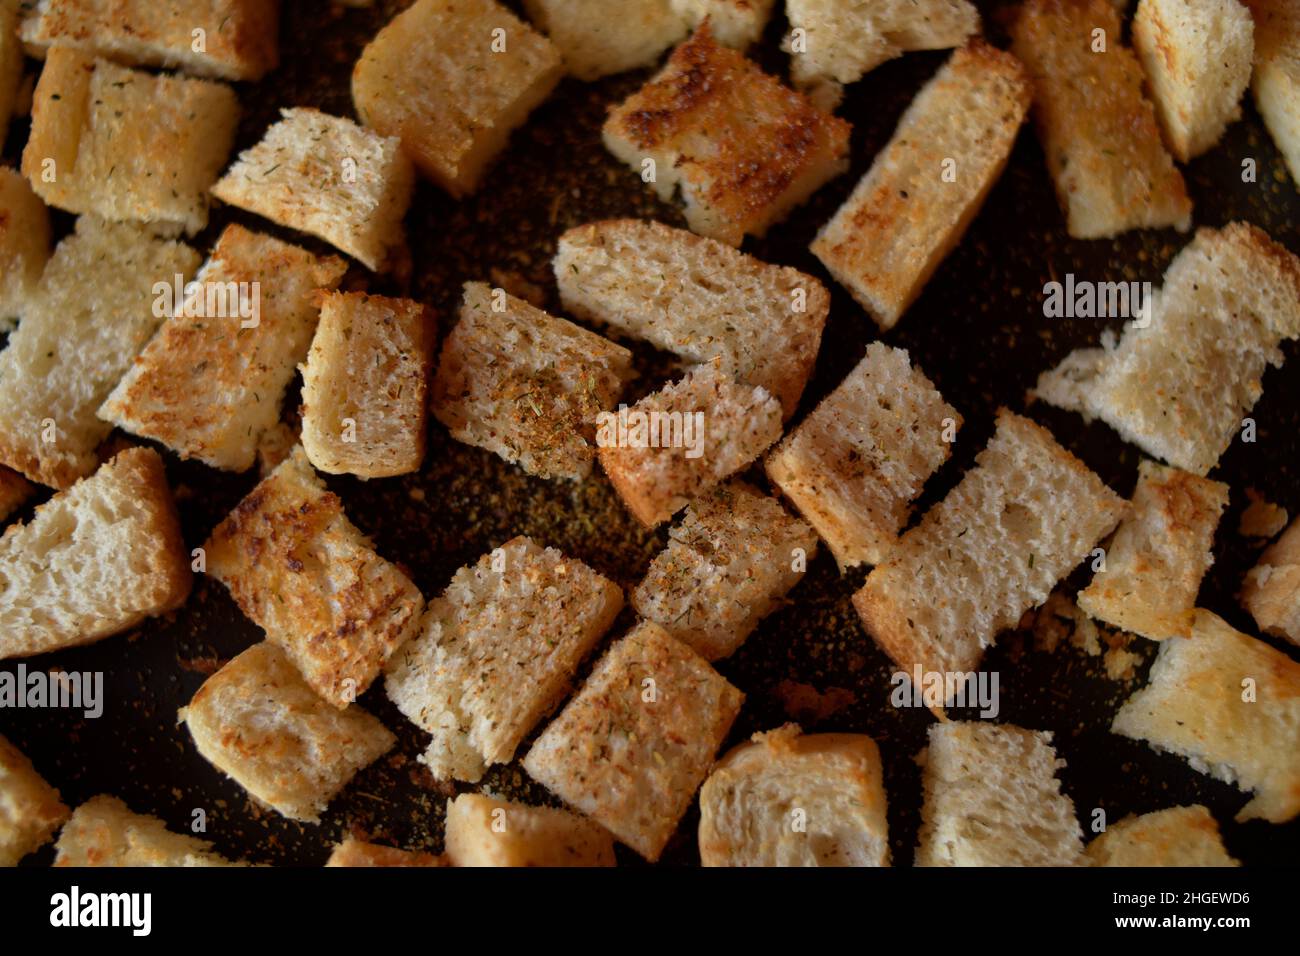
[
  {"x1": 444, "y1": 793, "x2": 616, "y2": 866},
  {"x1": 0, "y1": 733, "x2": 69, "y2": 866},
  {"x1": 1085, "y1": 805, "x2": 1238, "y2": 866},
  {"x1": 54, "y1": 795, "x2": 239, "y2": 866},
  {"x1": 0, "y1": 167, "x2": 50, "y2": 329},
  {"x1": 1241, "y1": 516, "x2": 1300, "y2": 646},
  {"x1": 1245, "y1": 0, "x2": 1300, "y2": 185}
]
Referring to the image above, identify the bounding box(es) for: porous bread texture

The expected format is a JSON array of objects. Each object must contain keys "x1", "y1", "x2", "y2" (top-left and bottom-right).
[
  {"x1": 0, "y1": 733, "x2": 69, "y2": 866},
  {"x1": 1241, "y1": 516, "x2": 1300, "y2": 644},
  {"x1": 325, "y1": 838, "x2": 447, "y2": 867},
  {"x1": 0, "y1": 166, "x2": 50, "y2": 330},
  {"x1": 443, "y1": 793, "x2": 617, "y2": 867},
  {"x1": 54, "y1": 795, "x2": 239, "y2": 866},
  {"x1": 1085, "y1": 805, "x2": 1238, "y2": 866},
  {"x1": 1245, "y1": 0, "x2": 1300, "y2": 184}
]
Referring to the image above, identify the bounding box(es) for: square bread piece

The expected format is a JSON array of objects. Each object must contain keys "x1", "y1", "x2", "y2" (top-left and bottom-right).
[
  {"x1": 204, "y1": 446, "x2": 425, "y2": 707},
  {"x1": 698, "y1": 724, "x2": 890, "y2": 867},
  {"x1": 0, "y1": 448, "x2": 192, "y2": 661},
  {"x1": 180, "y1": 642, "x2": 396, "y2": 823},
  {"x1": 384, "y1": 535, "x2": 623, "y2": 783},
  {"x1": 1011, "y1": 0, "x2": 1192, "y2": 239},
  {"x1": 1241, "y1": 516, "x2": 1300, "y2": 645},
  {"x1": 523, "y1": 620, "x2": 744, "y2": 862},
  {"x1": 21, "y1": 49, "x2": 239, "y2": 235},
  {"x1": 353, "y1": 0, "x2": 562, "y2": 197},
  {"x1": 811, "y1": 42, "x2": 1030, "y2": 331},
  {"x1": 1077, "y1": 461, "x2": 1228, "y2": 641},
  {"x1": 0, "y1": 167, "x2": 51, "y2": 330},
  {"x1": 632, "y1": 481, "x2": 817, "y2": 661},
  {"x1": 0, "y1": 733, "x2": 70, "y2": 866},
  {"x1": 443, "y1": 793, "x2": 616, "y2": 866},
  {"x1": 1112, "y1": 608, "x2": 1300, "y2": 823},
  {"x1": 212, "y1": 107, "x2": 413, "y2": 272},
  {"x1": 603, "y1": 22, "x2": 851, "y2": 247},
  {"x1": 1246, "y1": 0, "x2": 1300, "y2": 184},
  {"x1": 554, "y1": 219, "x2": 829, "y2": 419},
  {"x1": 432, "y1": 282, "x2": 632, "y2": 481},
  {"x1": 326, "y1": 838, "x2": 447, "y2": 867},
  {"x1": 300, "y1": 291, "x2": 435, "y2": 478},
  {"x1": 1034, "y1": 222, "x2": 1300, "y2": 476},
  {"x1": 767, "y1": 343, "x2": 961, "y2": 570},
  {"x1": 54, "y1": 795, "x2": 239, "y2": 866},
  {"x1": 1085, "y1": 805, "x2": 1238, "y2": 866},
  {"x1": 99, "y1": 225, "x2": 347, "y2": 472},
  {"x1": 854, "y1": 410, "x2": 1125, "y2": 694},
  {"x1": 598, "y1": 361, "x2": 784, "y2": 527},
  {"x1": 0, "y1": 468, "x2": 33, "y2": 523},
  {"x1": 1133, "y1": 0, "x2": 1254, "y2": 162},
  {"x1": 916, "y1": 721, "x2": 1083, "y2": 866}
]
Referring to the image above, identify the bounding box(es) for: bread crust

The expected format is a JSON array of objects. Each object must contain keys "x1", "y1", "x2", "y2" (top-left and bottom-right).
[
  {"x1": 443, "y1": 793, "x2": 616, "y2": 866},
  {"x1": 1085, "y1": 805, "x2": 1238, "y2": 866}
]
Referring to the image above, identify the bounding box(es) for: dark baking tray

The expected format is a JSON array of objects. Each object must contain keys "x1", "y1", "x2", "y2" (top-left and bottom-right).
[{"x1": 3, "y1": 0, "x2": 1298, "y2": 867}]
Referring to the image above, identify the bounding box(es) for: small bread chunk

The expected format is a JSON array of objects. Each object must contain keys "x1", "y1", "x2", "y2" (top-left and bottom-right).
[
  {"x1": 916, "y1": 721, "x2": 1083, "y2": 866},
  {"x1": 22, "y1": 49, "x2": 239, "y2": 235},
  {"x1": 1078, "y1": 462, "x2": 1228, "y2": 641},
  {"x1": 0, "y1": 734, "x2": 70, "y2": 866},
  {"x1": 300, "y1": 291, "x2": 434, "y2": 478},
  {"x1": 325, "y1": 838, "x2": 447, "y2": 867},
  {"x1": 0, "y1": 468, "x2": 32, "y2": 524},
  {"x1": 100, "y1": 225, "x2": 347, "y2": 472},
  {"x1": 523, "y1": 621, "x2": 744, "y2": 861},
  {"x1": 632, "y1": 481, "x2": 817, "y2": 661},
  {"x1": 353, "y1": 0, "x2": 561, "y2": 197},
  {"x1": 54, "y1": 795, "x2": 239, "y2": 867},
  {"x1": 698, "y1": 724, "x2": 889, "y2": 867},
  {"x1": 180, "y1": 642, "x2": 396, "y2": 823},
  {"x1": 598, "y1": 362, "x2": 784, "y2": 527},
  {"x1": 554, "y1": 219, "x2": 828, "y2": 419},
  {"x1": 432, "y1": 282, "x2": 633, "y2": 481},
  {"x1": 1246, "y1": 0, "x2": 1300, "y2": 184},
  {"x1": 0, "y1": 448, "x2": 191, "y2": 661},
  {"x1": 1035, "y1": 223, "x2": 1300, "y2": 476},
  {"x1": 19, "y1": 0, "x2": 278, "y2": 81},
  {"x1": 384, "y1": 536, "x2": 623, "y2": 782},
  {"x1": 212, "y1": 107, "x2": 413, "y2": 272},
  {"x1": 1011, "y1": 0, "x2": 1192, "y2": 239},
  {"x1": 811, "y1": 42, "x2": 1030, "y2": 330},
  {"x1": 0, "y1": 167, "x2": 51, "y2": 329},
  {"x1": 1242, "y1": 517, "x2": 1300, "y2": 645},
  {"x1": 444, "y1": 793, "x2": 616, "y2": 867},
  {"x1": 767, "y1": 343, "x2": 960, "y2": 570},
  {"x1": 1085, "y1": 805, "x2": 1238, "y2": 866},
  {"x1": 673, "y1": 1, "x2": 774, "y2": 49},
  {"x1": 1112, "y1": 609, "x2": 1300, "y2": 823},
  {"x1": 205, "y1": 447, "x2": 423, "y2": 707},
  {"x1": 1133, "y1": 0, "x2": 1254, "y2": 161},
  {"x1": 603, "y1": 23, "x2": 851, "y2": 246},
  {"x1": 854, "y1": 410, "x2": 1125, "y2": 697}
]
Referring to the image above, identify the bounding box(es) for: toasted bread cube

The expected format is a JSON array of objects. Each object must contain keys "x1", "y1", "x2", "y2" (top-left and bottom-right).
[
  {"x1": 523, "y1": 0, "x2": 687, "y2": 80},
  {"x1": 384, "y1": 536, "x2": 623, "y2": 782},
  {"x1": 212, "y1": 108, "x2": 413, "y2": 272},
  {"x1": 180, "y1": 642, "x2": 396, "y2": 823},
  {"x1": 523, "y1": 621, "x2": 744, "y2": 861},
  {"x1": 353, "y1": 0, "x2": 561, "y2": 197},
  {"x1": 54, "y1": 795, "x2": 239, "y2": 866},
  {"x1": 0, "y1": 167, "x2": 51, "y2": 330},
  {"x1": 1133, "y1": 0, "x2": 1254, "y2": 161},
  {"x1": 632, "y1": 481, "x2": 817, "y2": 661},
  {"x1": 0, "y1": 0, "x2": 22, "y2": 135},
  {"x1": 674, "y1": 0, "x2": 774, "y2": 49},
  {"x1": 0, "y1": 734, "x2": 70, "y2": 866},
  {"x1": 1242, "y1": 516, "x2": 1300, "y2": 645},
  {"x1": 20, "y1": 0, "x2": 278, "y2": 81},
  {"x1": 0, "y1": 467, "x2": 32, "y2": 523},
  {"x1": 555, "y1": 219, "x2": 828, "y2": 419},
  {"x1": 603, "y1": 23, "x2": 851, "y2": 246},
  {"x1": 444, "y1": 793, "x2": 616, "y2": 866},
  {"x1": 325, "y1": 838, "x2": 447, "y2": 867},
  {"x1": 767, "y1": 343, "x2": 961, "y2": 570},
  {"x1": 1078, "y1": 461, "x2": 1228, "y2": 641},
  {"x1": 204, "y1": 447, "x2": 425, "y2": 707},
  {"x1": 1112, "y1": 609, "x2": 1300, "y2": 823},
  {"x1": 99, "y1": 225, "x2": 346, "y2": 473},
  {"x1": 431, "y1": 282, "x2": 633, "y2": 481},
  {"x1": 22, "y1": 50, "x2": 239, "y2": 235},
  {"x1": 1011, "y1": 0, "x2": 1192, "y2": 239},
  {"x1": 812, "y1": 42, "x2": 1030, "y2": 330},
  {"x1": 300, "y1": 291, "x2": 434, "y2": 479},
  {"x1": 1085, "y1": 805, "x2": 1238, "y2": 866},
  {"x1": 1247, "y1": 0, "x2": 1300, "y2": 184},
  {"x1": 698, "y1": 724, "x2": 889, "y2": 867},
  {"x1": 598, "y1": 362, "x2": 784, "y2": 527}
]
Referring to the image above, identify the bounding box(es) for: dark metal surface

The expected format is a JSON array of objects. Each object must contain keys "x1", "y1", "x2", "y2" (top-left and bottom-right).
[{"x1": 3, "y1": 0, "x2": 1298, "y2": 867}]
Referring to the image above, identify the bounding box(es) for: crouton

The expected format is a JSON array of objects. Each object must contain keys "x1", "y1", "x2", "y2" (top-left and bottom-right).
[
  {"x1": 353, "y1": 0, "x2": 562, "y2": 197},
  {"x1": 1011, "y1": 0, "x2": 1193, "y2": 238},
  {"x1": 99, "y1": 225, "x2": 347, "y2": 473},
  {"x1": 1085, "y1": 805, "x2": 1238, "y2": 866},
  {"x1": 22, "y1": 49, "x2": 239, "y2": 235},
  {"x1": 204, "y1": 447, "x2": 425, "y2": 707},
  {"x1": 54, "y1": 795, "x2": 240, "y2": 866},
  {"x1": 523, "y1": 620, "x2": 744, "y2": 861},
  {"x1": 384, "y1": 536, "x2": 623, "y2": 782},
  {"x1": 674, "y1": 1, "x2": 774, "y2": 49},
  {"x1": 0, "y1": 167, "x2": 51, "y2": 330},
  {"x1": 431, "y1": 282, "x2": 633, "y2": 481},
  {"x1": 211, "y1": 107, "x2": 413, "y2": 272},
  {"x1": 1241, "y1": 516, "x2": 1300, "y2": 645},
  {"x1": 603, "y1": 23, "x2": 851, "y2": 246},
  {"x1": 1246, "y1": 0, "x2": 1300, "y2": 184},
  {"x1": 0, "y1": 733, "x2": 69, "y2": 866},
  {"x1": 811, "y1": 42, "x2": 1030, "y2": 330},
  {"x1": 554, "y1": 219, "x2": 828, "y2": 419},
  {"x1": 0, "y1": 467, "x2": 32, "y2": 523},
  {"x1": 325, "y1": 838, "x2": 447, "y2": 867},
  {"x1": 443, "y1": 793, "x2": 617, "y2": 866}
]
